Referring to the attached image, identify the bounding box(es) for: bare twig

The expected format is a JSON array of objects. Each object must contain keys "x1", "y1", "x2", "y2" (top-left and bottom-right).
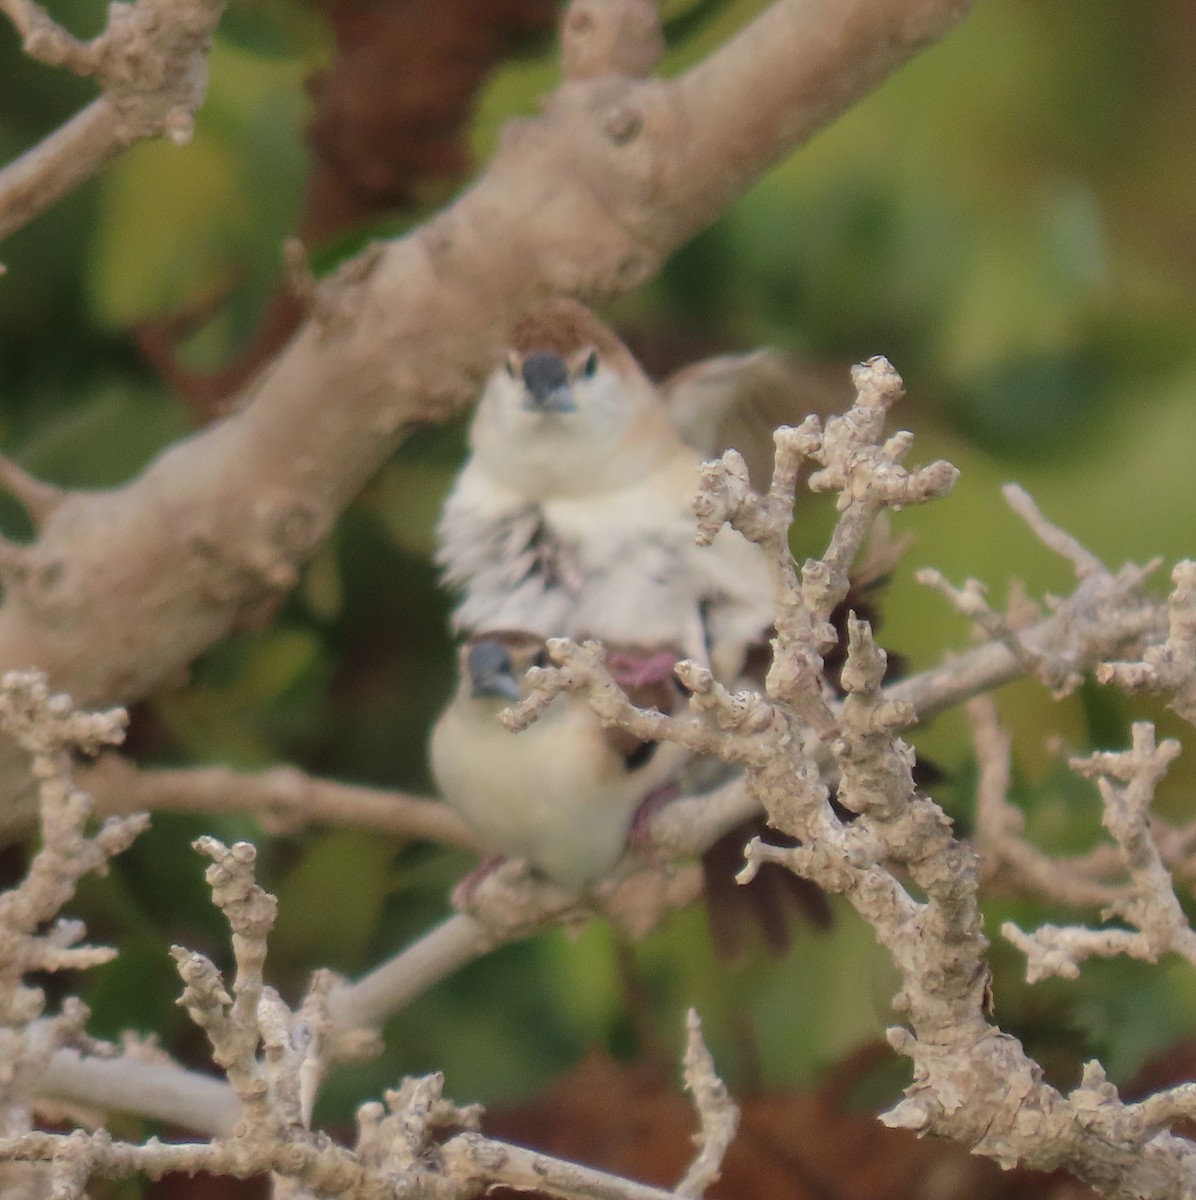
[
  {"x1": 508, "y1": 360, "x2": 1196, "y2": 1198},
  {"x1": 0, "y1": 672, "x2": 142, "y2": 1196},
  {"x1": 76, "y1": 755, "x2": 481, "y2": 849},
  {"x1": 441, "y1": 1133, "x2": 680, "y2": 1200},
  {"x1": 1100, "y1": 560, "x2": 1196, "y2": 726},
  {"x1": 675, "y1": 1011, "x2": 738, "y2": 1198},
  {"x1": 968, "y1": 695, "x2": 1131, "y2": 908},
  {"x1": 1003, "y1": 724, "x2": 1195, "y2": 982},
  {"x1": 0, "y1": 0, "x2": 228, "y2": 240}
]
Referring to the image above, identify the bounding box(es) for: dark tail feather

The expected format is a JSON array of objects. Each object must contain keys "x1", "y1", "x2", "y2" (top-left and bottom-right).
[
  {"x1": 702, "y1": 820, "x2": 832, "y2": 960},
  {"x1": 703, "y1": 565, "x2": 950, "y2": 959}
]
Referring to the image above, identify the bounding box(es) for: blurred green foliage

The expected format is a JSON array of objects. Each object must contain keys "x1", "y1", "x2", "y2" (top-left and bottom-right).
[{"x1": 1, "y1": 0, "x2": 1195, "y2": 1144}]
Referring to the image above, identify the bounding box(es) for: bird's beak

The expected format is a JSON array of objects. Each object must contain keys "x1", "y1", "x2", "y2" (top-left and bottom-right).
[
  {"x1": 520, "y1": 351, "x2": 576, "y2": 414},
  {"x1": 466, "y1": 641, "x2": 523, "y2": 701}
]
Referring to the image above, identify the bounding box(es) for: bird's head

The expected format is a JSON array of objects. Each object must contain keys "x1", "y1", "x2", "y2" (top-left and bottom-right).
[
  {"x1": 459, "y1": 631, "x2": 552, "y2": 705},
  {"x1": 470, "y1": 299, "x2": 676, "y2": 495}
]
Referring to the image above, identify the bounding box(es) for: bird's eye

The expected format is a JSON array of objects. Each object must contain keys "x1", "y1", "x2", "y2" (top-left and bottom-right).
[
  {"x1": 580, "y1": 349, "x2": 599, "y2": 379},
  {"x1": 532, "y1": 649, "x2": 551, "y2": 669},
  {"x1": 504, "y1": 352, "x2": 520, "y2": 379}
]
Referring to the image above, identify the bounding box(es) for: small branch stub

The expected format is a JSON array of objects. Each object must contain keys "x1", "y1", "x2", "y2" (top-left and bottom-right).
[{"x1": 675, "y1": 1010, "x2": 738, "y2": 1198}]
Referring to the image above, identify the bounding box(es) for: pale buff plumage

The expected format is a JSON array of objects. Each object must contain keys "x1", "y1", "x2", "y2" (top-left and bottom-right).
[
  {"x1": 435, "y1": 299, "x2": 775, "y2": 684},
  {"x1": 430, "y1": 632, "x2": 686, "y2": 891}
]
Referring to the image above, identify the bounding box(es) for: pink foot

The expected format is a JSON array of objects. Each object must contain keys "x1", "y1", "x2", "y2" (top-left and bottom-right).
[{"x1": 451, "y1": 853, "x2": 507, "y2": 909}]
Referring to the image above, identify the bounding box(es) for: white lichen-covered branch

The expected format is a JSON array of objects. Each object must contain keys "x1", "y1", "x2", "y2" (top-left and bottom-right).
[
  {"x1": 501, "y1": 357, "x2": 1196, "y2": 1199},
  {"x1": 0, "y1": 671, "x2": 142, "y2": 1197},
  {"x1": 0, "y1": 673, "x2": 737, "y2": 1199},
  {"x1": 1100, "y1": 561, "x2": 1196, "y2": 725},
  {"x1": 21, "y1": 352, "x2": 1188, "y2": 1173},
  {"x1": 1002, "y1": 724, "x2": 1196, "y2": 982}
]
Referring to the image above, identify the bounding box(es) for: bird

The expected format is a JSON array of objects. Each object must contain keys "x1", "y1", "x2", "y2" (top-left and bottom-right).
[
  {"x1": 435, "y1": 298, "x2": 776, "y2": 689},
  {"x1": 433, "y1": 300, "x2": 865, "y2": 945},
  {"x1": 429, "y1": 630, "x2": 688, "y2": 892}
]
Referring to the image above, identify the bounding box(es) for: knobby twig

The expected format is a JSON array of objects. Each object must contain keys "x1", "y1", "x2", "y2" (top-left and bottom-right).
[
  {"x1": 3, "y1": 765, "x2": 735, "y2": 1199},
  {"x1": 675, "y1": 1010, "x2": 739, "y2": 1198},
  {"x1": 0, "y1": 0, "x2": 228, "y2": 240},
  {"x1": 968, "y1": 694, "x2": 1137, "y2": 908},
  {"x1": 1003, "y1": 724, "x2": 1195, "y2": 983},
  {"x1": 0, "y1": 671, "x2": 140, "y2": 1196},
  {"x1": 29, "y1": 356, "x2": 1181, "y2": 1161},
  {"x1": 1099, "y1": 561, "x2": 1196, "y2": 726},
  {"x1": 507, "y1": 357, "x2": 1196, "y2": 1198}
]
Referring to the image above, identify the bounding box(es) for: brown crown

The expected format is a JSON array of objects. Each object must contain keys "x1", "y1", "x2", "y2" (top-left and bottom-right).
[{"x1": 509, "y1": 298, "x2": 624, "y2": 360}]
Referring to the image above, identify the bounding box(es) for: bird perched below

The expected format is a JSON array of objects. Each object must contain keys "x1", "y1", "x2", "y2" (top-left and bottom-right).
[
  {"x1": 430, "y1": 630, "x2": 688, "y2": 892},
  {"x1": 435, "y1": 299, "x2": 776, "y2": 688},
  {"x1": 433, "y1": 300, "x2": 862, "y2": 944}
]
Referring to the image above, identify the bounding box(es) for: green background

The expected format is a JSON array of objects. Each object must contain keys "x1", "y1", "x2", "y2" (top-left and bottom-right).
[{"x1": 1, "y1": 0, "x2": 1194, "y2": 1135}]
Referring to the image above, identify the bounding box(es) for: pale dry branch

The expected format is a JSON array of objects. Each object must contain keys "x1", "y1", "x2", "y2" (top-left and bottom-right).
[
  {"x1": 968, "y1": 694, "x2": 1130, "y2": 908},
  {"x1": 7, "y1": 823, "x2": 734, "y2": 1200},
  {"x1": 0, "y1": 671, "x2": 137, "y2": 1020},
  {"x1": 0, "y1": 0, "x2": 228, "y2": 240},
  {"x1": 75, "y1": 755, "x2": 481, "y2": 848},
  {"x1": 509, "y1": 365, "x2": 1196, "y2": 1198},
  {"x1": 327, "y1": 912, "x2": 500, "y2": 1039},
  {"x1": 0, "y1": 673, "x2": 146, "y2": 1197},
  {"x1": 918, "y1": 568, "x2": 1057, "y2": 687},
  {"x1": 331, "y1": 850, "x2": 701, "y2": 1037},
  {"x1": 30, "y1": 819, "x2": 701, "y2": 1132},
  {"x1": 22, "y1": 352, "x2": 1183, "y2": 1192},
  {"x1": 694, "y1": 358, "x2": 957, "y2": 729},
  {"x1": 502, "y1": 639, "x2": 775, "y2": 766},
  {"x1": 1002, "y1": 483, "x2": 1107, "y2": 580},
  {"x1": 675, "y1": 1010, "x2": 738, "y2": 1199},
  {"x1": 354, "y1": 1072, "x2": 480, "y2": 1180},
  {"x1": 441, "y1": 1133, "x2": 680, "y2": 1200},
  {"x1": 913, "y1": 487, "x2": 1168, "y2": 701},
  {"x1": 1003, "y1": 724, "x2": 1196, "y2": 983},
  {"x1": 0, "y1": 0, "x2": 977, "y2": 836},
  {"x1": 1100, "y1": 560, "x2": 1196, "y2": 726},
  {"x1": 173, "y1": 838, "x2": 280, "y2": 1122},
  {"x1": 898, "y1": 512, "x2": 1165, "y2": 723}
]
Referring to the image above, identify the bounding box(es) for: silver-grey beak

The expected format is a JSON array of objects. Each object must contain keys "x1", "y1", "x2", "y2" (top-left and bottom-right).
[
  {"x1": 521, "y1": 351, "x2": 575, "y2": 414},
  {"x1": 467, "y1": 641, "x2": 522, "y2": 701}
]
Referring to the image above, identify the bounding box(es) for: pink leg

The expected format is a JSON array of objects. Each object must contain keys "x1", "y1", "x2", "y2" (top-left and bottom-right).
[
  {"x1": 626, "y1": 779, "x2": 682, "y2": 850},
  {"x1": 451, "y1": 853, "x2": 507, "y2": 909}
]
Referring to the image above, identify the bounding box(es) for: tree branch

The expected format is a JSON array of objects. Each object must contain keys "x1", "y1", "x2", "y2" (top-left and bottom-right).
[
  {"x1": 0, "y1": 0, "x2": 228, "y2": 240},
  {"x1": 0, "y1": 0, "x2": 976, "y2": 826},
  {"x1": 74, "y1": 755, "x2": 481, "y2": 850}
]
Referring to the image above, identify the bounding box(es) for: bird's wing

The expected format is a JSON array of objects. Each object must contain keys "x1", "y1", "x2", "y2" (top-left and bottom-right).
[{"x1": 662, "y1": 349, "x2": 852, "y2": 488}]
